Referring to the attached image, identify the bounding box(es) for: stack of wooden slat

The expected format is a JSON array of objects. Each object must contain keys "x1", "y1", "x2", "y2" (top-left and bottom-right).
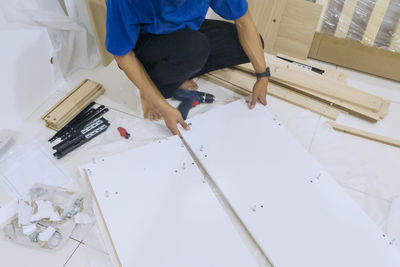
[
  {"x1": 203, "y1": 53, "x2": 390, "y2": 122},
  {"x1": 42, "y1": 79, "x2": 105, "y2": 131}
]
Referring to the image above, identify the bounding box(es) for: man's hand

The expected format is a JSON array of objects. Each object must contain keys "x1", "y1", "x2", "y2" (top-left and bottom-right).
[
  {"x1": 250, "y1": 78, "x2": 268, "y2": 109},
  {"x1": 159, "y1": 103, "x2": 190, "y2": 137}
]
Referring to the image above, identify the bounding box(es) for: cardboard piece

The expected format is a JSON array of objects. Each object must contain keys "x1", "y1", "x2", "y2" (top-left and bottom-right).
[{"x1": 309, "y1": 32, "x2": 400, "y2": 82}]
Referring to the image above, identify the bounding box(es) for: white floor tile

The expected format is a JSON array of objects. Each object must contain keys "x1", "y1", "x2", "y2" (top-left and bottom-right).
[
  {"x1": 0, "y1": 237, "x2": 80, "y2": 267},
  {"x1": 310, "y1": 117, "x2": 400, "y2": 201},
  {"x1": 337, "y1": 66, "x2": 400, "y2": 102},
  {"x1": 64, "y1": 242, "x2": 113, "y2": 267},
  {"x1": 342, "y1": 186, "x2": 391, "y2": 230}
]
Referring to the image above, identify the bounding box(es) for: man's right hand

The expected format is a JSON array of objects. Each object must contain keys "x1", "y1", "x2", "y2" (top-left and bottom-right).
[
  {"x1": 115, "y1": 52, "x2": 190, "y2": 137},
  {"x1": 143, "y1": 96, "x2": 190, "y2": 137},
  {"x1": 159, "y1": 104, "x2": 190, "y2": 137}
]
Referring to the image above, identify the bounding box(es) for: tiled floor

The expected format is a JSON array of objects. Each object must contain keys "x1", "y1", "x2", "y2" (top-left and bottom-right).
[{"x1": 1, "y1": 58, "x2": 399, "y2": 266}]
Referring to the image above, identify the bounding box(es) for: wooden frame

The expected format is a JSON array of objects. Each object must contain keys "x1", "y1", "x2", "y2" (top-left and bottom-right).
[
  {"x1": 41, "y1": 79, "x2": 105, "y2": 130},
  {"x1": 361, "y1": 0, "x2": 391, "y2": 46},
  {"x1": 334, "y1": 0, "x2": 357, "y2": 39}
]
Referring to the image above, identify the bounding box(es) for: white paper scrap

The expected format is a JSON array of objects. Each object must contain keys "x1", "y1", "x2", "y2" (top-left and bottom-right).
[
  {"x1": 38, "y1": 226, "x2": 56, "y2": 242},
  {"x1": 17, "y1": 200, "x2": 32, "y2": 225},
  {"x1": 50, "y1": 211, "x2": 62, "y2": 222},
  {"x1": 387, "y1": 197, "x2": 400, "y2": 247},
  {"x1": 74, "y1": 212, "x2": 94, "y2": 224},
  {"x1": 31, "y1": 200, "x2": 54, "y2": 222},
  {"x1": 22, "y1": 223, "x2": 37, "y2": 236}
]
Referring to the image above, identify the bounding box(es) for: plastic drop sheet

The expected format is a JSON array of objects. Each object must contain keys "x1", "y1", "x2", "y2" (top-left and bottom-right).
[
  {"x1": 0, "y1": 0, "x2": 100, "y2": 79},
  {"x1": 319, "y1": 0, "x2": 400, "y2": 52}
]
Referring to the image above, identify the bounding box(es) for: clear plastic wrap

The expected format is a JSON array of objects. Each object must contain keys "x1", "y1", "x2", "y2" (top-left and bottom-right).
[
  {"x1": 319, "y1": 0, "x2": 400, "y2": 53},
  {"x1": 2, "y1": 184, "x2": 93, "y2": 251}
]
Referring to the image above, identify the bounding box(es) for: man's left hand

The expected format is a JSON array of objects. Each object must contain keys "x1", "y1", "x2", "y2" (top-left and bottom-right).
[{"x1": 250, "y1": 78, "x2": 268, "y2": 109}]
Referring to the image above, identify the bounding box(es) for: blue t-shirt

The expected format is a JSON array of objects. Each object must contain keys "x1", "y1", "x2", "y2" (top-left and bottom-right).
[{"x1": 105, "y1": 0, "x2": 248, "y2": 56}]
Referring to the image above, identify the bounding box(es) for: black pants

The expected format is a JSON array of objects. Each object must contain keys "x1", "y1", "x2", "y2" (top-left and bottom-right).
[{"x1": 134, "y1": 19, "x2": 261, "y2": 98}]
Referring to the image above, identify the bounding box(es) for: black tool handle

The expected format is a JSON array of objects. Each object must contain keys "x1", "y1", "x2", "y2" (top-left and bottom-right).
[{"x1": 177, "y1": 99, "x2": 193, "y2": 120}]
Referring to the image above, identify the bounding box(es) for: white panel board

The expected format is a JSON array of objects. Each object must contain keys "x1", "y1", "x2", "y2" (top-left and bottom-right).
[
  {"x1": 181, "y1": 100, "x2": 400, "y2": 267},
  {"x1": 0, "y1": 26, "x2": 56, "y2": 130},
  {"x1": 83, "y1": 136, "x2": 258, "y2": 267}
]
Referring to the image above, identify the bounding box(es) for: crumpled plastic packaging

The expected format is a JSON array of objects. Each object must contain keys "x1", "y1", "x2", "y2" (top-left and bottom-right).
[
  {"x1": 2, "y1": 184, "x2": 94, "y2": 251},
  {"x1": 320, "y1": 0, "x2": 400, "y2": 52}
]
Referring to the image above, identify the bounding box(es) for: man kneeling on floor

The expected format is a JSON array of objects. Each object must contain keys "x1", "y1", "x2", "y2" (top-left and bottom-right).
[{"x1": 106, "y1": 0, "x2": 269, "y2": 135}]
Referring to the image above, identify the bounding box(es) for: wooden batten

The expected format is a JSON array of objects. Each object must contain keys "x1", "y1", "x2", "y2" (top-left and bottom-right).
[{"x1": 328, "y1": 121, "x2": 400, "y2": 148}]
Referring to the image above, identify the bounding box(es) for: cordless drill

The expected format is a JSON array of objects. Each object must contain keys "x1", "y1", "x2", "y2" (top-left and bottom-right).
[{"x1": 173, "y1": 89, "x2": 215, "y2": 119}]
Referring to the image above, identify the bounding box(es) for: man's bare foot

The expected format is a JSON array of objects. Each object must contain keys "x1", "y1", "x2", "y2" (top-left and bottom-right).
[{"x1": 179, "y1": 80, "x2": 199, "y2": 91}]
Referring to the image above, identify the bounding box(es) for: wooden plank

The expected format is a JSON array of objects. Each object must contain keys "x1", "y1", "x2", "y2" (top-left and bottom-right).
[
  {"x1": 272, "y1": 79, "x2": 381, "y2": 121},
  {"x1": 207, "y1": 69, "x2": 340, "y2": 120},
  {"x1": 389, "y1": 19, "x2": 400, "y2": 51},
  {"x1": 181, "y1": 100, "x2": 400, "y2": 267},
  {"x1": 247, "y1": 0, "x2": 288, "y2": 54},
  {"x1": 233, "y1": 63, "x2": 382, "y2": 121},
  {"x1": 328, "y1": 121, "x2": 400, "y2": 148},
  {"x1": 316, "y1": 0, "x2": 331, "y2": 31},
  {"x1": 257, "y1": 53, "x2": 348, "y2": 83},
  {"x1": 83, "y1": 170, "x2": 122, "y2": 267},
  {"x1": 270, "y1": 66, "x2": 384, "y2": 112},
  {"x1": 82, "y1": 136, "x2": 259, "y2": 267},
  {"x1": 44, "y1": 80, "x2": 101, "y2": 125},
  {"x1": 85, "y1": 0, "x2": 114, "y2": 66},
  {"x1": 49, "y1": 84, "x2": 103, "y2": 128},
  {"x1": 274, "y1": 0, "x2": 322, "y2": 59},
  {"x1": 378, "y1": 100, "x2": 390, "y2": 119},
  {"x1": 309, "y1": 32, "x2": 400, "y2": 82},
  {"x1": 361, "y1": 0, "x2": 391, "y2": 46},
  {"x1": 42, "y1": 79, "x2": 88, "y2": 120},
  {"x1": 202, "y1": 74, "x2": 250, "y2": 96},
  {"x1": 334, "y1": 0, "x2": 358, "y2": 39},
  {"x1": 50, "y1": 86, "x2": 105, "y2": 130}
]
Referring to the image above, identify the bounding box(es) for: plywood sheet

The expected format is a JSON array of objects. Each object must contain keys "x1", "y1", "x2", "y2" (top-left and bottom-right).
[
  {"x1": 83, "y1": 136, "x2": 258, "y2": 267},
  {"x1": 181, "y1": 100, "x2": 400, "y2": 267},
  {"x1": 274, "y1": 0, "x2": 322, "y2": 59},
  {"x1": 247, "y1": 0, "x2": 288, "y2": 53},
  {"x1": 0, "y1": 27, "x2": 56, "y2": 130}
]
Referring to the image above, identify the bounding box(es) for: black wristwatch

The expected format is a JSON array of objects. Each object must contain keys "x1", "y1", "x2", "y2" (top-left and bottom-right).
[{"x1": 255, "y1": 67, "x2": 271, "y2": 79}]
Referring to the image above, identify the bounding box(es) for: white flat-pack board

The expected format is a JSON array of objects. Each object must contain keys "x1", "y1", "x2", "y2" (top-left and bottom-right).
[
  {"x1": 182, "y1": 100, "x2": 400, "y2": 267},
  {"x1": 83, "y1": 136, "x2": 258, "y2": 267},
  {"x1": 0, "y1": 26, "x2": 56, "y2": 130}
]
